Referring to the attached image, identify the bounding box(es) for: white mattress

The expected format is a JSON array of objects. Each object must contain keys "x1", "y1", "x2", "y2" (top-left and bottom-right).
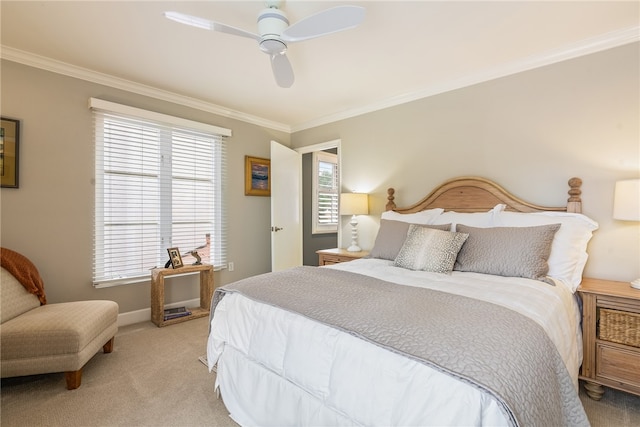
[{"x1": 207, "y1": 259, "x2": 583, "y2": 426}]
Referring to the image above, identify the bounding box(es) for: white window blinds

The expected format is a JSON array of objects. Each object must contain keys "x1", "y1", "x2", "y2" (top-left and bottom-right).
[
  {"x1": 90, "y1": 98, "x2": 230, "y2": 287},
  {"x1": 312, "y1": 151, "x2": 339, "y2": 234}
]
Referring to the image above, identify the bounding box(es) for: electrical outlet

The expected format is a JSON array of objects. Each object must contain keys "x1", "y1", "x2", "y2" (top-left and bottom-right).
[{"x1": 228, "y1": 262, "x2": 234, "y2": 272}]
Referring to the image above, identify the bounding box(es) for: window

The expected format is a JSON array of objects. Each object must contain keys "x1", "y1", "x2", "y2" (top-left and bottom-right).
[
  {"x1": 312, "y1": 151, "x2": 339, "y2": 234},
  {"x1": 90, "y1": 99, "x2": 231, "y2": 287}
]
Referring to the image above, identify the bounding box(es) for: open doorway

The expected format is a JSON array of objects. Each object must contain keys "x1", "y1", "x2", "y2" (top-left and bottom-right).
[{"x1": 297, "y1": 140, "x2": 341, "y2": 265}]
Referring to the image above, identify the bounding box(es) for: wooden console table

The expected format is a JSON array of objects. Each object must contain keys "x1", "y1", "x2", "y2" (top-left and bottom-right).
[{"x1": 150, "y1": 264, "x2": 214, "y2": 327}]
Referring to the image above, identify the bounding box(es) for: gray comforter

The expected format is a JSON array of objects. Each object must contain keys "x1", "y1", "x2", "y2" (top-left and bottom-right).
[{"x1": 212, "y1": 266, "x2": 589, "y2": 427}]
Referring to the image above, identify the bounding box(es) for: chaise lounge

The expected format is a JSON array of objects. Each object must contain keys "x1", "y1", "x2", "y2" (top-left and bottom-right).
[{"x1": 0, "y1": 248, "x2": 119, "y2": 389}]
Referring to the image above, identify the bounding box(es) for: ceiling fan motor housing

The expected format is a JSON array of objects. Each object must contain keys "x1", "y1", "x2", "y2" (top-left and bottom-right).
[{"x1": 258, "y1": 8, "x2": 289, "y2": 55}]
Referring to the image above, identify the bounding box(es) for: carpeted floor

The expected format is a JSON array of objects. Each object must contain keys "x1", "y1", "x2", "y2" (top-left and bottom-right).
[
  {"x1": 579, "y1": 382, "x2": 640, "y2": 427},
  {"x1": 2, "y1": 316, "x2": 639, "y2": 426},
  {"x1": 1, "y1": 317, "x2": 234, "y2": 427}
]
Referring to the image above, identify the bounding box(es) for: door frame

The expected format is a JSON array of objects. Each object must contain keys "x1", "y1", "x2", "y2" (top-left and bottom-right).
[{"x1": 296, "y1": 139, "x2": 342, "y2": 250}]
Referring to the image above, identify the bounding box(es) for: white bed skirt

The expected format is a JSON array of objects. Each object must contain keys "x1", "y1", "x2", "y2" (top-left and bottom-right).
[{"x1": 210, "y1": 293, "x2": 509, "y2": 426}]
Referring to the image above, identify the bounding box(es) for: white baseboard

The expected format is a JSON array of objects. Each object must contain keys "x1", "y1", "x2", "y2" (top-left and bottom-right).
[{"x1": 117, "y1": 298, "x2": 201, "y2": 327}]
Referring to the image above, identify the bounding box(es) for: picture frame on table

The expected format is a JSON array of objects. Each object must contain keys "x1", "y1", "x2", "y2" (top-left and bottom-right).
[
  {"x1": 1, "y1": 117, "x2": 20, "y2": 188},
  {"x1": 245, "y1": 156, "x2": 271, "y2": 196},
  {"x1": 167, "y1": 247, "x2": 184, "y2": 269}
]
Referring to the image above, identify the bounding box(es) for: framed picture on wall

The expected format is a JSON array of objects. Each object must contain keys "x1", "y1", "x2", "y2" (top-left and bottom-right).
[
  {"x1": 1, "y1": 117, "x2": 20, "y2": 188},
  {"x1": 245, "y1": 156, "x2": 271, "y2": 196}
]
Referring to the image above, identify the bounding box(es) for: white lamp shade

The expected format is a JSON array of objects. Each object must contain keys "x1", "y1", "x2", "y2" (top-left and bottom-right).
[
  {"x1": 340, "y1": 193, "x2": 369, "y2": 216},
  {"x1": 613, "y1": 179, "x2": 640, "y2": 221}
]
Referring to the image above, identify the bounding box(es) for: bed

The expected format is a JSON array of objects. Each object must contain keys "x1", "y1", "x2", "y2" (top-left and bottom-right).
[{"x1": 207, "y1": 176, "x2": 597, "y2": 426}]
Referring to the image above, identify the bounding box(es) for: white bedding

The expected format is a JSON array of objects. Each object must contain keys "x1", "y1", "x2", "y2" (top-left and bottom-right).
[{"x1": 207, "y1": 259, "x2": 583, "y2": 426}]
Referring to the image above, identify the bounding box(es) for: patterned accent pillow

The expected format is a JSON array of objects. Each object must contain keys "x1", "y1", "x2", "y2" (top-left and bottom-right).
[
  {"x1": 394, "y1": 225, "x2": 469, "y2": 272},
  {"x1": 369, "y1": 220, "x2": 451, "y2": 261},
  {"x1": 454, "y1": 224, "x2": 561, "y2": 283}
]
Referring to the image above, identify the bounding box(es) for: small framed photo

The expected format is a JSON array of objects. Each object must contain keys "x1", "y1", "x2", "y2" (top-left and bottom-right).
[
  {"x1": 1, "y1": 117, "x2": 20, "y2": 188},
  {"x1": 167, "y1": 247, "x2": 184, "y2": 269},
  {"x1": 245, "y1": 156, "x2": 271, "y2": 196}
]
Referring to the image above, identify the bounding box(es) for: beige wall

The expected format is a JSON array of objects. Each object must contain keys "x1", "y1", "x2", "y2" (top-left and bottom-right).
[
  {"x1": 0, "y1": 60, "x2": 289, "y2": 313},
  {"x1": 292, "y1": 43, "x2": 640, "y2": 283},
  {"x1": 1, "y1": 42, "x2": 638, "y2": 315}
]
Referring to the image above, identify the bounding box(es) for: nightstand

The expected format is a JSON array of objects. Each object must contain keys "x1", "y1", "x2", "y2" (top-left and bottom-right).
[
  {"x1": 578, "y1": 277, "x2": 640, "y2": 400},
  {"x1": 316, "y1": 248, "x2": 369, "y2": 266}
]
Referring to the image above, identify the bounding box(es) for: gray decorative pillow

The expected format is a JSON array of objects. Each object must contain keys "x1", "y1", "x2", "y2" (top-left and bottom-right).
[
  {"x1": 369, "y1": 220, "x2": 451, "y2": 261},
  {"x1": 454, "y1": 224, "x2": 561, "y2": 283},
  {"x1": 394, "y1": 225, "x2": 468, "y2": 272}
]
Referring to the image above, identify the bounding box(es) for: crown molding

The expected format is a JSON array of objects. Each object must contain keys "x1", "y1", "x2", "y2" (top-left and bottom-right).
[
  {"x1": 2, "y1": 24, "x2": 638, "y2": 135},
  {"x1": 291, "y1": 25, "x2": 640, "y2": 133},
  {"x1": 0, "y1": 46, "x2": 291, "y2": 134}
]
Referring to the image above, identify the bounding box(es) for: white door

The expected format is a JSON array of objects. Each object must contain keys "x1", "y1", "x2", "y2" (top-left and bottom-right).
[{"x1": 270, "y1": 141, "x2": 302, "y2": 271}]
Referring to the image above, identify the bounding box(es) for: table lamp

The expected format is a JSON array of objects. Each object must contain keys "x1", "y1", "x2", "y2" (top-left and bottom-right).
[
  {"x1": 613, "y1": 179, "x2": 640, "y2": 289},
  {"x1": 340, "y1": 192, "x2": 369, "y2": 252}
]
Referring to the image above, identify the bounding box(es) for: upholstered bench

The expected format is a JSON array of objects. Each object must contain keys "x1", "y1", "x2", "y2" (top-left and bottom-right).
[{"x1": 0, "y1": 266, "x2": 119, "y2": 389}]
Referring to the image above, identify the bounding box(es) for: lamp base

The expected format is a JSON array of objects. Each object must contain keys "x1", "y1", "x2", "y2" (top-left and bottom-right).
[
  {"x1": 347, "y1": 215, "x2": 361, "y2": 253},
  {"x1": 631, "y1": 278, "x2": 640, "y2": 290}
]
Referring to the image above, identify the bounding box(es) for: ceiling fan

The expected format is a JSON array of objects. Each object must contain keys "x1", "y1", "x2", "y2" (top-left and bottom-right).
[{"x1": 164, "y1": 1, "x2": 365, "y2": 88}]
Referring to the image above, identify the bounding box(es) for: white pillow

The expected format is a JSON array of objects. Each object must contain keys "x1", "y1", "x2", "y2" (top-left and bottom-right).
[
  {"x1": 494, "y1": 211, "x2": 598, "y2": 292},
  {"x1": 432, "y1": 204, "x2": 506, "y2": 231},
  {"x1": 381, "y1": 208, "x2": 444, "y2": 225}
]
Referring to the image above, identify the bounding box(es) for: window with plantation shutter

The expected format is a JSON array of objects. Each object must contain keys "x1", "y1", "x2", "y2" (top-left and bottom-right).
[
  {"x1": 312, "y1": 151, "x2": 339, "y2": 234},
  {"x1": 90, "y1": 98, "x2": 231, "y2": 287}
]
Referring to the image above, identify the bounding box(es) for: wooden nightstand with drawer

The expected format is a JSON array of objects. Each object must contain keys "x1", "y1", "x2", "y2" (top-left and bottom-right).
[
  {"x1": 316, "y1": 248, "x2": 369, "y2": 266},
  {"x1": 578, "y1": 277, "x2": 640, "y2": 400}
]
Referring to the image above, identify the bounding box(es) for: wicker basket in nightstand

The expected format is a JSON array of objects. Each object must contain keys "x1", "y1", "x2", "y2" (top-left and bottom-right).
[{"x1": 599, "y1": 308, "x2": 640, "y2": 348}]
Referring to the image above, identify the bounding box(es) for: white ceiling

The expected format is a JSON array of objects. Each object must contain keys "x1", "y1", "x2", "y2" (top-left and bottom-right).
[{"x1": 1, "y1": 1, "x2": 638, "y2": 132}]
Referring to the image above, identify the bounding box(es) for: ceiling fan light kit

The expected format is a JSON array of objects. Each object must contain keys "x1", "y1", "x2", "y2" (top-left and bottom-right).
[
  {"x1": 164, "y1": 1, "x2": 365, "y2": 88},
  {"x1": 258, "y1": 8, "x2": 289, "y2": 55}
]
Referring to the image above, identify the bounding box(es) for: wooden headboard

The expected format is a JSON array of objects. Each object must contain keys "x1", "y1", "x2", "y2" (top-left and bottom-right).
[{"x1": 385, "y1": 177, "x2": 582, "y2": 214}]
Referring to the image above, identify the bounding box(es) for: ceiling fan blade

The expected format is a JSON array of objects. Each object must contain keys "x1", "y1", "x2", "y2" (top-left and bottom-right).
[
  {"x1": 271, "y1": 54, "x2": 294, "y2": 88},
  {"x1": 164, "y1": 11, "x2": 260, "y2": 41},
  {"x1": 281, "y1": 6, "x2": 365, "y2": 43}
]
